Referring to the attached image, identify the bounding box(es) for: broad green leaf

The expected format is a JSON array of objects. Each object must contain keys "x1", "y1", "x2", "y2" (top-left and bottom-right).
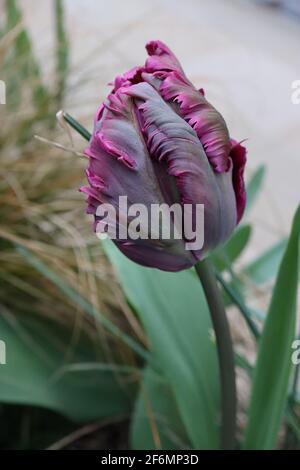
[
  {"x1": 243, "y1": 239, "x2": 287, "y2": 285},
  {"x1": 212, "y1": 224, "x2": 252, "y2": 271},
  {"x1": 130, "y1": 366, "x2": 188, "y2": 450},
  {"x1": 244, "y1": 206, "x2": 300, "y2": 449},
  {"x1": 0, "y1": 312, "x2": 136, "y2": 421},
  {"x1": 103, "y1": 241, "x2": 220, "y2": 449},
  {"x1": 245, "y1": 165, "x2": 266, "y2": 215}
]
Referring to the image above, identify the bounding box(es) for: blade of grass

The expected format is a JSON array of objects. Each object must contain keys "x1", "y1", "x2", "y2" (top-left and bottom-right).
[
  {"x1": 5, "y1": 0, "x2": 50, "y2": 110},
  {"x1": 62, "y1": 112, "x2": 92, "y2": 141},
  {"x1": 55, "y1": 0, "x2": 69, "y2": 106},
  {"x1": 216, "y1": 272, "x2": 260, "y2": 341},
  {"x1": 16, "y1": 245, "x2": 151, "y2": 364}
]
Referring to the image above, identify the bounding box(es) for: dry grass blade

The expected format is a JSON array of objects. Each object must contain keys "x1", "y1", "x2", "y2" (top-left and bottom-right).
[{"x1": 0, "y1": 16, "x2": 145, "y2": 374}]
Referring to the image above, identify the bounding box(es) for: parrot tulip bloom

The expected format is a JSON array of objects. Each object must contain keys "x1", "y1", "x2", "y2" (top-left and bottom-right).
[{"x1": 81, "y1": 40, "x2": 246, "y2": 272}]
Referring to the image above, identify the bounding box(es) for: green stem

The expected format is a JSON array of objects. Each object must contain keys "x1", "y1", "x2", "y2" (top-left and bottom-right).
[{"x1": 195, "y1": 258, "x2": 236, "y2": 450}]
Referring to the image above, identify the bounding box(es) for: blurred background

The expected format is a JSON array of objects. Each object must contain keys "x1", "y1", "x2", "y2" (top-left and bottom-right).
[
  {"x1": 14, "y1": 0, "x2": 300, "y2": 254},
  {"x1": 0, "y1": 0, "x2": 299, "y2": 450}
]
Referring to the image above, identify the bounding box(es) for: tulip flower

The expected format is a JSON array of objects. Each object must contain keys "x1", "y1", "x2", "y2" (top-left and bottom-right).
[
  {"x1": 63, "y1": 40, "x2": 246, "y2": 450},
  {"x1": 80, "y1": 40, "x2": 246, "y2": 272}
]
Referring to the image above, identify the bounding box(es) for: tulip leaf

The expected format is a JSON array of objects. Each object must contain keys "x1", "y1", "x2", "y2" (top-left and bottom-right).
[
  {"x1": 212, "y1": 224, "x2": 252, "y2": 271},
  {"x1": 0, "y1": 311, "x2": 136, "y2": 422},
  {"x1": 245, "y1": 165, "x2": 266, "y2": 215},
  {"x1": 243, "y1": 239, "x2": 287, "y2": 285},
  {"x1": 130, "y1": 365, "x2": 188, "y2": 449},
  {"x1": 243, "y1": 205, "x2": 300, "y2": 449},
  {"x1": 103, "y1": 240, "x2": 220, "y2": 449}
]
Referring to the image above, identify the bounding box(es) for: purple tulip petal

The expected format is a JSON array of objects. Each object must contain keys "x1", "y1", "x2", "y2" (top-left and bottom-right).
[
  {"x1": 81, "y1": 40, "x2": 247, "y2": 271},
  {"x1": 126, "y1": 82, "x2": 237, "y2": 254},
  {"x1": 84, "y1": 86, "x2": 196, "y2": 271},
  {"x1": 145, "y1": 40, "x2": 184, "y2": 74},
  {"x1": 159, "y1": 71, "x2": 231, "y2": 173}
]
